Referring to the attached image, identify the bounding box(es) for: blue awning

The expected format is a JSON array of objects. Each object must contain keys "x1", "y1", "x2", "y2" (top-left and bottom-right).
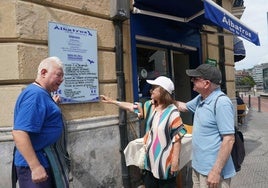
[
  {"x1": 234, "y1": 36, "x2": 246, "y2": 62},
  {"x1": 133, "y1": 0, "x2": 260, "y2": 46},
  {"x1": 204, "y1": 0, "x2": 259, "y2": 46}
]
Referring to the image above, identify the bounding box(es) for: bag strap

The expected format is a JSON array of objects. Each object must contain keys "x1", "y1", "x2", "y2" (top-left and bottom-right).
[
  {"x1": 11, "y1": 146, "x2": 17, "y2": 188},
  {"x1": 128, "y1": 121, "x2": 139, "y2": 139},
  {"x1": 214, "y1": 94, "x2": 226, "y2": 115},
  {"x1": 144, "y1": 102, "x2": 152, "y2": 123},
  {"x1": 213, "y1": 94, "x2": 227, "y2": 136},
  {"x1": 144, "y1": 102, "x2": 153, "y2": 132},
  {"x1": 214, "y1": 94, "x2": 237, "y2": 133}
]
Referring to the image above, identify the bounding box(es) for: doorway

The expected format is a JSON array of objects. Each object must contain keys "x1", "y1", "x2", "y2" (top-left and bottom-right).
[
  {"x1": 135, "y1": 46, "x2": 193, "y2": 125},
  {"x1": 172, "y1": 51, "x2": 193, "y2": 125},
  {"x1": 136, "y1": 45, "x2": 170, "y2": 103}
]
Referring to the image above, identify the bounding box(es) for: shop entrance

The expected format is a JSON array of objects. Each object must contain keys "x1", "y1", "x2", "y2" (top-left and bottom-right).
[
  {"x1": 136, "y1": 46, "x2": 193, "y2": 125},
  {"x1": 136, "y1": 45, "x2": 169, "y2": 103},
  {"x1": 172, "y1": 51, "x2": 192, "y2": 125}
]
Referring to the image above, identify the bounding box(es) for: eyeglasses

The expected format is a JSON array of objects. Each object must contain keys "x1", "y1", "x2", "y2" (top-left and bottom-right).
[{"x1": 191, "y1": 77, "x2": 204, "y2": 82}]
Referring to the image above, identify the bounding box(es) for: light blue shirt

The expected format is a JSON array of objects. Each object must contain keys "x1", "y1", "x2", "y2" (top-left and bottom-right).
[{"x1": 186, "y1": 88, "x2": 236, "y2": 178}]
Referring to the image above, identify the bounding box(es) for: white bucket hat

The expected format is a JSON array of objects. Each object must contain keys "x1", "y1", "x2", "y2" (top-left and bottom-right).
[{"x1": 146, "y1": 76, "x2": 174, "y2": 94}]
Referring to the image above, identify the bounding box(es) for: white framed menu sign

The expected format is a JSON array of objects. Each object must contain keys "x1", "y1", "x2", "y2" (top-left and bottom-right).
[{"x1": 48, "y1": 22, "x2": 99, "y2": 104}]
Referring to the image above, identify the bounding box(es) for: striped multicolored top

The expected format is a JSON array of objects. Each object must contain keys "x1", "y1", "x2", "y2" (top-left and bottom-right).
[{"x1": 143, "y1": 100, "x2": 186, "y2": 179}]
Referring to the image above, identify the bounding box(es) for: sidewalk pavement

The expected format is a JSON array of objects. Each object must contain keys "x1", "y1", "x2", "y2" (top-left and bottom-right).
[{"x1": 230, "y1": 108, "x2": 268, "y2": 188}]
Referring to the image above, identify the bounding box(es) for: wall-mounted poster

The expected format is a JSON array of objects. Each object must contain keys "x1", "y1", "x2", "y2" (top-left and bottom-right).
[{"x1": 48, "y1": 22, "x2": 99, "y2": 104}]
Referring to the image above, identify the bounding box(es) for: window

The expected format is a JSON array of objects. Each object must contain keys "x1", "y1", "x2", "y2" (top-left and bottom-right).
[{"x1": 136, "y1": 46, "x2": 169, "y2": 100}]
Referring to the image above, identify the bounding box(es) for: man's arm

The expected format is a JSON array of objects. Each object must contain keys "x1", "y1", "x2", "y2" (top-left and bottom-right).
[
  {"x1": 12, "y1": 130, "x2": 48, "y2": 183},
  {"x1": 207, "y1": 134, "x2": 235, "y2": 187},
  {"x1": 176, "y1": 101, "x2": 188, "y2": 112}
]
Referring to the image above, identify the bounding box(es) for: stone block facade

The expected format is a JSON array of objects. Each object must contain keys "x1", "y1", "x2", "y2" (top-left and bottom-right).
[
  {"x1": 0, "y1": 0, "x2": 132, "y2": 187},
  {"x1": 0, "y1": 0, "x2": 132, "y2": 126},
  {"x1": 0, "y1": 0, "x2": 237, "y2": 187}
]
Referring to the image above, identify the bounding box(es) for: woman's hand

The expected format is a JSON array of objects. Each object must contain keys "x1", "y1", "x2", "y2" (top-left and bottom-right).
[
  {"x1": 170, "y1": 140, "x2": 181, "y2": 175},
  {"x1": 100, "y1": 95, "x2": 144, "y2": 119},
  {"x1": 100, "y1": 95, "x2": 113, "y2": 104},
  {"x1": 170, "y1": 160, "x2": 179, "y2": 175}
]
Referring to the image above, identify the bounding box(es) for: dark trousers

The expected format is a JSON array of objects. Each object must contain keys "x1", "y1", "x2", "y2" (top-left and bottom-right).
[
  {"x1": 16, "y1": 167, "x2": 54, "y2": 188},
  {"x1": 143, "y1": 170, "x2": 177, "y2": 188}
]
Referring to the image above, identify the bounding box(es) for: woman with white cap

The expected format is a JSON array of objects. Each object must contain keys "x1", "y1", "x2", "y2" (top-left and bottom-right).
[{"x1": 100, "y1": 76, "x2": 186, "y2": 188}]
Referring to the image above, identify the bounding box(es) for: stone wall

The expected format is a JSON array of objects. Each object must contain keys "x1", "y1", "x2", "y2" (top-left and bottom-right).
[
  {"x1": 0, "y1": 0, "x2": 133, "y2": 187},
  {"x1": 0, "y1": 115, "x2": 130, "y2": 187},
  {"x1": 203, "y1": 0, "x2": 236, "y2": 99},
  {"x1": 0, "y1": 0, "x2": 132, "y2": 126},
  {"x1": 0, "y1": 0, "x2": 238, "y2": 187}
]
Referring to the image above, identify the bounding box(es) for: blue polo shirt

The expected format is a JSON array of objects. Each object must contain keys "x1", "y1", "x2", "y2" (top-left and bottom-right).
[
  {"x1": 186, "y1": 88, "x2": 236, "y2": 178},
  {"x1": 14, "y1": 84, "x2": 63, "y2": 168}
]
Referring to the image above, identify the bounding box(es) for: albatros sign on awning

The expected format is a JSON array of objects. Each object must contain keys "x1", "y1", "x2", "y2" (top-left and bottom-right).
[
  {"x1": 133, "y1": 0, "x2": 260, "y2": 46},
  {"x1": 204, "y1": 0, "x2": 260, "y2": 46}
]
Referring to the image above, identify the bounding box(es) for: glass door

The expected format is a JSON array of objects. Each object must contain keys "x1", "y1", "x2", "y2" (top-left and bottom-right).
[
  {"x1": 136, "y1": 45, "x2": 169, "y2": 102},
  {"x1": 172, "y1": 51, "x2": 193, "y2": 125},
  {"x1": 135, "y1": 46, "x2": 193, "y2": 125}
]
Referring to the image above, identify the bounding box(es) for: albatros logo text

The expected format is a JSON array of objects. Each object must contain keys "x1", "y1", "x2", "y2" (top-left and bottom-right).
[
  {"x1": 54, "y1": 25, "x2": 92, "y2": 36},
  {"x1": 222, "y1": 15, "x2": 252, "y2": 38}
]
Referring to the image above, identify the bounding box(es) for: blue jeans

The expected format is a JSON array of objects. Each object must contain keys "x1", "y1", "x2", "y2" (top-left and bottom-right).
[{"x1": 16, "y1": 167, "x2": 54, "y2": 188}]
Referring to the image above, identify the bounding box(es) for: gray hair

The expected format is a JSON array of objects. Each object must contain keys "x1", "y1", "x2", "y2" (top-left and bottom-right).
[
  {"x1": 37, "y1": 56, "x2": 63, "y2": 76},
  {"x1": 210, "y1": 82, "x2": 221, "y2": 91}
]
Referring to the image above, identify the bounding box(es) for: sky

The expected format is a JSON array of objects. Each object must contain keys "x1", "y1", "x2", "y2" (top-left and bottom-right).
[{"x1": 234, "y1": 0, "x2": 268, "y2": 70}]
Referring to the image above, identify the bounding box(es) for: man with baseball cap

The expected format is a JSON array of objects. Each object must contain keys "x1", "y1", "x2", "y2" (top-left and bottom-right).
[
  {"x1": 186, "y1": 64, "x2": 222, "y2": 85},
  {"x1": 177, "y1": 64, "x2": 236, "y2": 188}
]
